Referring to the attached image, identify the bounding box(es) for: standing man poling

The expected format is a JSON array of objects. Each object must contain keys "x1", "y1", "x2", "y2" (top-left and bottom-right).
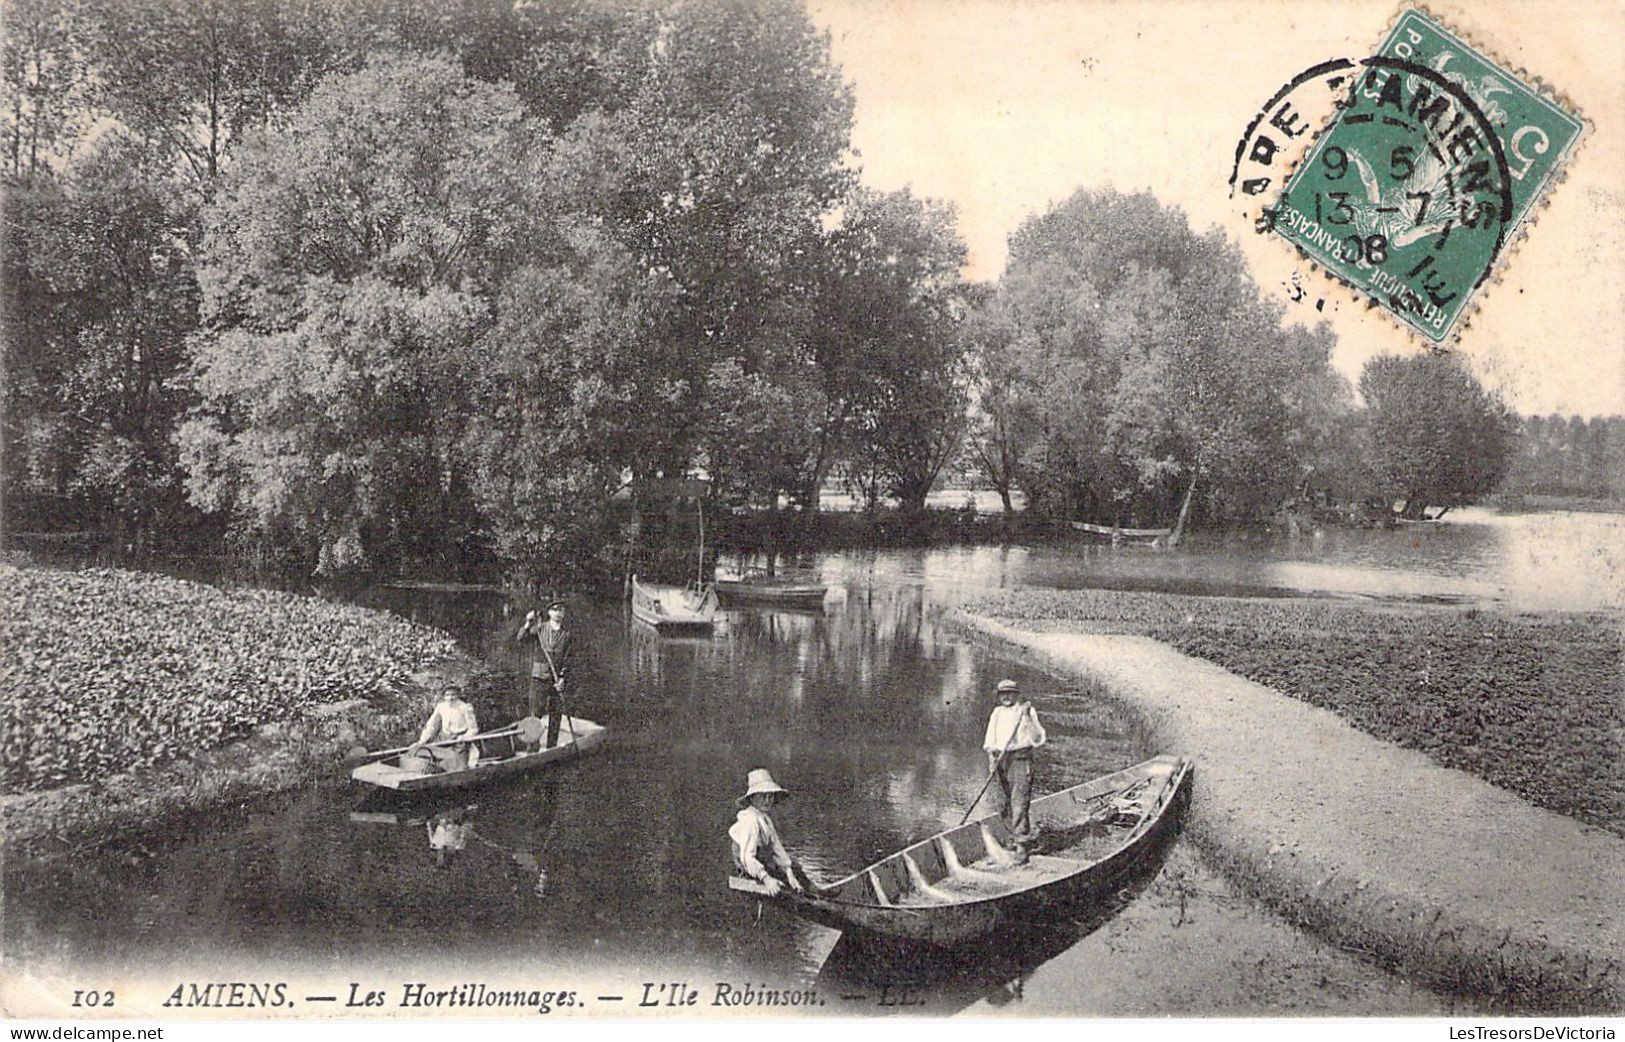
[
  {"x1": 982, "y1": 678, "x2": 1047, "y2": 847},
  {"x1": 515, "y1": 599, "x2": 574, "y2": 748}
]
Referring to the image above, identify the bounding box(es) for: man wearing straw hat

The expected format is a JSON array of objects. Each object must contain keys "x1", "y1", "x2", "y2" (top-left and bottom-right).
[
  {"x1": 983, "y1": 678, "x2": 1047, "y2": 844},
  {"x1": 728, "y1": 768, "x2": 812, "y2": 897}
]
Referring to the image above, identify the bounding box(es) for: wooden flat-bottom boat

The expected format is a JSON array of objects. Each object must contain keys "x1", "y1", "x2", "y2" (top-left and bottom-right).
[
  {"x1": 1069, "y1": 520, "x2": 1172, "y2": 545},
  {"x1": 630, "y1": 575, "x2": 719, "y2": 634},
  {"x1": 350, "y1": 716, "x2": 607, "y2": 792},
  {"x1": 714, "y1": 570, "x2": 827, "y2": 610},
  {"x1": 729, "y1": 754, "x2": 1192, "y2": 948}
]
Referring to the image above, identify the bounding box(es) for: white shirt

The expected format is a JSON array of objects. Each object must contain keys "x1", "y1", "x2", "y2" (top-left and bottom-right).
[
  {"x1": 983, "y1": 702, "x2": 1046, "y2": 753},
  {"x1": 729, "y1": 805, "x2": 793, "y2": 881},
  {"x1": 418, "y1": 698, "x2": 479, "y2": 744},
  {"x1": 427, "y1": 819, "x2": 471, "y2": 852}
]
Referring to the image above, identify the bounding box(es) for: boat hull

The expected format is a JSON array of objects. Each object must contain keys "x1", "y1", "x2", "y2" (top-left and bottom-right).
[
  {"x1": 630, "y1": 577, "x2": 718, "y2": 633},
  {"x1": 731, "y1": 754, "x2": 1192, "y2": 948},
  {"x1": 1069, "y1": 520, "x2": 1171, "y2": 544},
  {"x1": 629, "y1": 608, "x2": 717, "y2": 634},
  {"x1": 350, "y1": 717, "x2": 607, "y2": 792},
  {"x1": 713, "y1": 579, "x2": 828, "y2": 609}
]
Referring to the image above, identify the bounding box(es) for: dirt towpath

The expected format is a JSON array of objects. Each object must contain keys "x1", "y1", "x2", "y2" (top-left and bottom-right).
[{"x1": 965, "y1": 615, "x2": 1623, "y2": 1012}]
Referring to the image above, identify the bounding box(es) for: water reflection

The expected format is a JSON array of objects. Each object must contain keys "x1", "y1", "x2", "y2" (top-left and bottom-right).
[
  {"x1": 809, "y1": 819, "x2": 1175, "y2": 1017},
  {"x1": 9, "y1": 570, "x2": 1128, "y2": 986},
  {"x1": 812, "y1": 507, "x2": 1621, "y2": 611},
  {"x1": 349, "y1": 776, "x2": 565, "y2": 895},
  {"x1": 11, "y1": 510, "x2": 1596, "y2": 993}
]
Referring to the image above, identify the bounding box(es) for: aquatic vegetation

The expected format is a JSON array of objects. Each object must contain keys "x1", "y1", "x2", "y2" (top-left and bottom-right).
[
  {"x1": 0, "y1": 564, "x2": 464, "y2": 793},
  {"x1": 973, "y1": 589, "x2": 1623, "y2": 835}
]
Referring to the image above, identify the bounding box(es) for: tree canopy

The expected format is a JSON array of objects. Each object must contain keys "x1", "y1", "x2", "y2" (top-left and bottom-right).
[
  {"x1": 965, "y1": 188, "x2": 1350, "y2": 527},
  {"x1": 3, "y1": 0, "x2": 1540, "y2": 580},
  {"x1": 1358, "y1": 352, "x2": 1517, "y2": 516}
]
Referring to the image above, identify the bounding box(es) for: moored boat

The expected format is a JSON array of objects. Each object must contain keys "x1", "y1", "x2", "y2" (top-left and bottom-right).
[
  {"x1": 630, "y1": 574, "x2": 720, "y2": 633},
  {"x1": 728, "y1": 754, "x2": 1192, "y2": 948},
  {"x1": 1069, "y1": 520, "x2": 1172, "y2": 545},
  {"x1": 350, "y1": 716, "x2": 607, "y2": 792},
  {"x1": 713, "y1": 568, "x2": 828, "y2": 610}
]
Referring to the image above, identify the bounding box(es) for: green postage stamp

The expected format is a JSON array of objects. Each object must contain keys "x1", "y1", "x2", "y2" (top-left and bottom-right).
[{"x1": 1268, "y1": 9, "x2": 1586, "y2": 342}]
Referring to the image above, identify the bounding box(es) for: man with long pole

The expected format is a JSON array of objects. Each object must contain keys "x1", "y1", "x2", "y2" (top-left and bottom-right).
[
  {"x1": 515, "y1": 600, "x2": 573, "y2": 748},
  {"x1": 981, "y1": 678, "x2": 1047, "y2": 849}
]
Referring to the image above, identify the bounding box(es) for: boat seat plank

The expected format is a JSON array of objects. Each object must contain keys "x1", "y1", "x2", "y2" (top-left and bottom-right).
[
  {"x1": 896, "y1": 854, "x2": 1080, "y2": 905},
  {"x1": 940, "y1": 827, "x2": 988, "y2": 868},
  {"x1": 906, "y1": 839, "x2": 949, "y2": 883},
  {"x1": 722, "y1": 755, "x2": 1193, "y2": 947}
]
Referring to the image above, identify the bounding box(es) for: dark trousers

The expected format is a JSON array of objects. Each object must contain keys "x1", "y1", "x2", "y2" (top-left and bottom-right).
[
  {"x1": 525, "y1": 676, "x2": 563, "y2": 748},
  {"x1": 992, "y1": 750, "x2": 1034, "y2": 839}
]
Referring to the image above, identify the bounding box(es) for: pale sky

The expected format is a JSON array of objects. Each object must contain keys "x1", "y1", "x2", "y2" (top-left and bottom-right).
[{"x1": 808, "y1": 0, "x2": 1625, "y2": 417}]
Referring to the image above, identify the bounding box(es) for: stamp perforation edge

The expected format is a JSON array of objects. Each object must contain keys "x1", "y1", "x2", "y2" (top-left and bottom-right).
[{"x1": 1257, "y1": 2, "x2": 1593, "y2": 349}]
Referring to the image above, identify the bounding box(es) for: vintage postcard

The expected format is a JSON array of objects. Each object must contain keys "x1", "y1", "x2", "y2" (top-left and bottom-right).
[{"x1": 1, "y1": 0, "x2": 1620, "y2": 1037}]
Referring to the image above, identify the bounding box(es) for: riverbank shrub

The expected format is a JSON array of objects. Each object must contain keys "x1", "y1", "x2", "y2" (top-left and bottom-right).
[
  {"x1": 0, "y1": 564, "x2": 464, "y2": 793},
  {"x1": 971, "y1": 589, "x2": 1623, "y2": 835}
]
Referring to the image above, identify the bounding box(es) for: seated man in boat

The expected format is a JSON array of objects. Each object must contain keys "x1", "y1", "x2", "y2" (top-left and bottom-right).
[
  {"x1": 728, "y1": 768, "x2": 814, "y2": 897},
  {"x1": 408, "y1": 685, "x2": 481, "y2": 773},
  {"x1": 983, "y1": 678, "x2": 1047, "y2": 847}
]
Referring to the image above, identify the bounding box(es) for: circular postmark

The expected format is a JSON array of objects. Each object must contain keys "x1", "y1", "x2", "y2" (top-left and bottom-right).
[{"x1": 1231, "y1": 55, "x2": 1516, "y2": 340}]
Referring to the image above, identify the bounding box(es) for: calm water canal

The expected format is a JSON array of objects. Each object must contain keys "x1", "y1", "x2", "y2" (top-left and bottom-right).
[{"x1": 16, "y1": 508, "x2": 1607, "y2": 1015}]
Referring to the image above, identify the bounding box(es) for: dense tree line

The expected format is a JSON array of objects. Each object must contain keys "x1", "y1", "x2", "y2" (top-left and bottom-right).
[
  {"x1": 1500, "y1": 415, "x2": 1625, "y2": 501},
  {"x1": 962, "y1": 190, "x2": 1353, "y2": 528},
  {"x1": 957, "y1": 192, "x2": 1534, "y2": 528},
  {"x1": 3, "y1": 0, "x2": 972, "y2": 578},
  {"x1": 3, "y1": 0, "x2": 1538, "y2": 583}
]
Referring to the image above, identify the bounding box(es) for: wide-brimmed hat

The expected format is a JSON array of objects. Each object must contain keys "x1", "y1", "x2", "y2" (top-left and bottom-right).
[
  {"x1": 996, "y1": 678, "x2": 1020, "y2": 694},
  {"x1": 545, "y1": 599, "x2": 566, "y2": 611},
  {"x1": 737, "y1": 767, "x2": 790, "y2": 807}
]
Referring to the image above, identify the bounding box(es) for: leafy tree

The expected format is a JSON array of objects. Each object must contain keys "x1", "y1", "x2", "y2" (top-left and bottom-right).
[
  {"x1": 543, "y1": 0, "x2": 855, "y2": 479},
  {"x1": 3, "y1": 0, "x2": 88, "y2": 181},
  {"x1": 992, "y1": 250, "x2": 1112, "y2": 520},
  {"x1": 76, "y1": 0, "x2": 347, "y2": 188},
  {"x1": 459, "y1": 229, "x2": 680, "y2": 579},
  {"x1": 798, "y1": 187, "x2": 969, "y2": 512},
  {"x1": 695, "y1": 356, "x2": 819, "y2": 508},
  {"x1": 2, "y1": 140, "x2": 200, "y2": 547},
  {"x1": 828, "y1": 188, "x2": 969, "y2": 512},
  {"x1": 9, "y1": 0, "x2": 984, "y2": 574},
  {"x1": 962, "y1": 284, "x2": 1028, "y2": 512},
  {"x1": 324, "y1": 0, "x2": 653, "y2": 131},
  {"x1": 1358, "y1": 351, "x2": 1517, "y2": 517},
  {"x1": 985, "y1": 188, "x2": 1350, "y2": 526},
  {"x1": 179, "y1": 56, "x2": 543, "y2": 575}
]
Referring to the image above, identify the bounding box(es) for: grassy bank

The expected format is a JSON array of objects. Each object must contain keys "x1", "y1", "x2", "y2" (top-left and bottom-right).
[
  {"x1": 970, "y1": 589, "x2": 1623, "y2": 836},
  {"x1": 0, "y1": 563, "x2": 473, "y2": 796}
]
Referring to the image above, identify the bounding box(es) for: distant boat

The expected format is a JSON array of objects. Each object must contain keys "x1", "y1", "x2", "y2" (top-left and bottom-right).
[
  {"x1": 728, "y1": 754, "x2": 1192, "y2": 949},
  {"x1": 1394, "y1": 503, "x2": 1450, "y2": 525},
  {"x1": 713, "y1": 567, "x2": 828, "y2": 610},
  {"x1": 350, "y1": 717, "x2": 607, "y2": 793},
  {"x1": 1069, "y1": 520, "x2": 1172, "y2": 545},
  {"x1": 629, "y1": 575, "x2": 720, "y2": 634}
]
